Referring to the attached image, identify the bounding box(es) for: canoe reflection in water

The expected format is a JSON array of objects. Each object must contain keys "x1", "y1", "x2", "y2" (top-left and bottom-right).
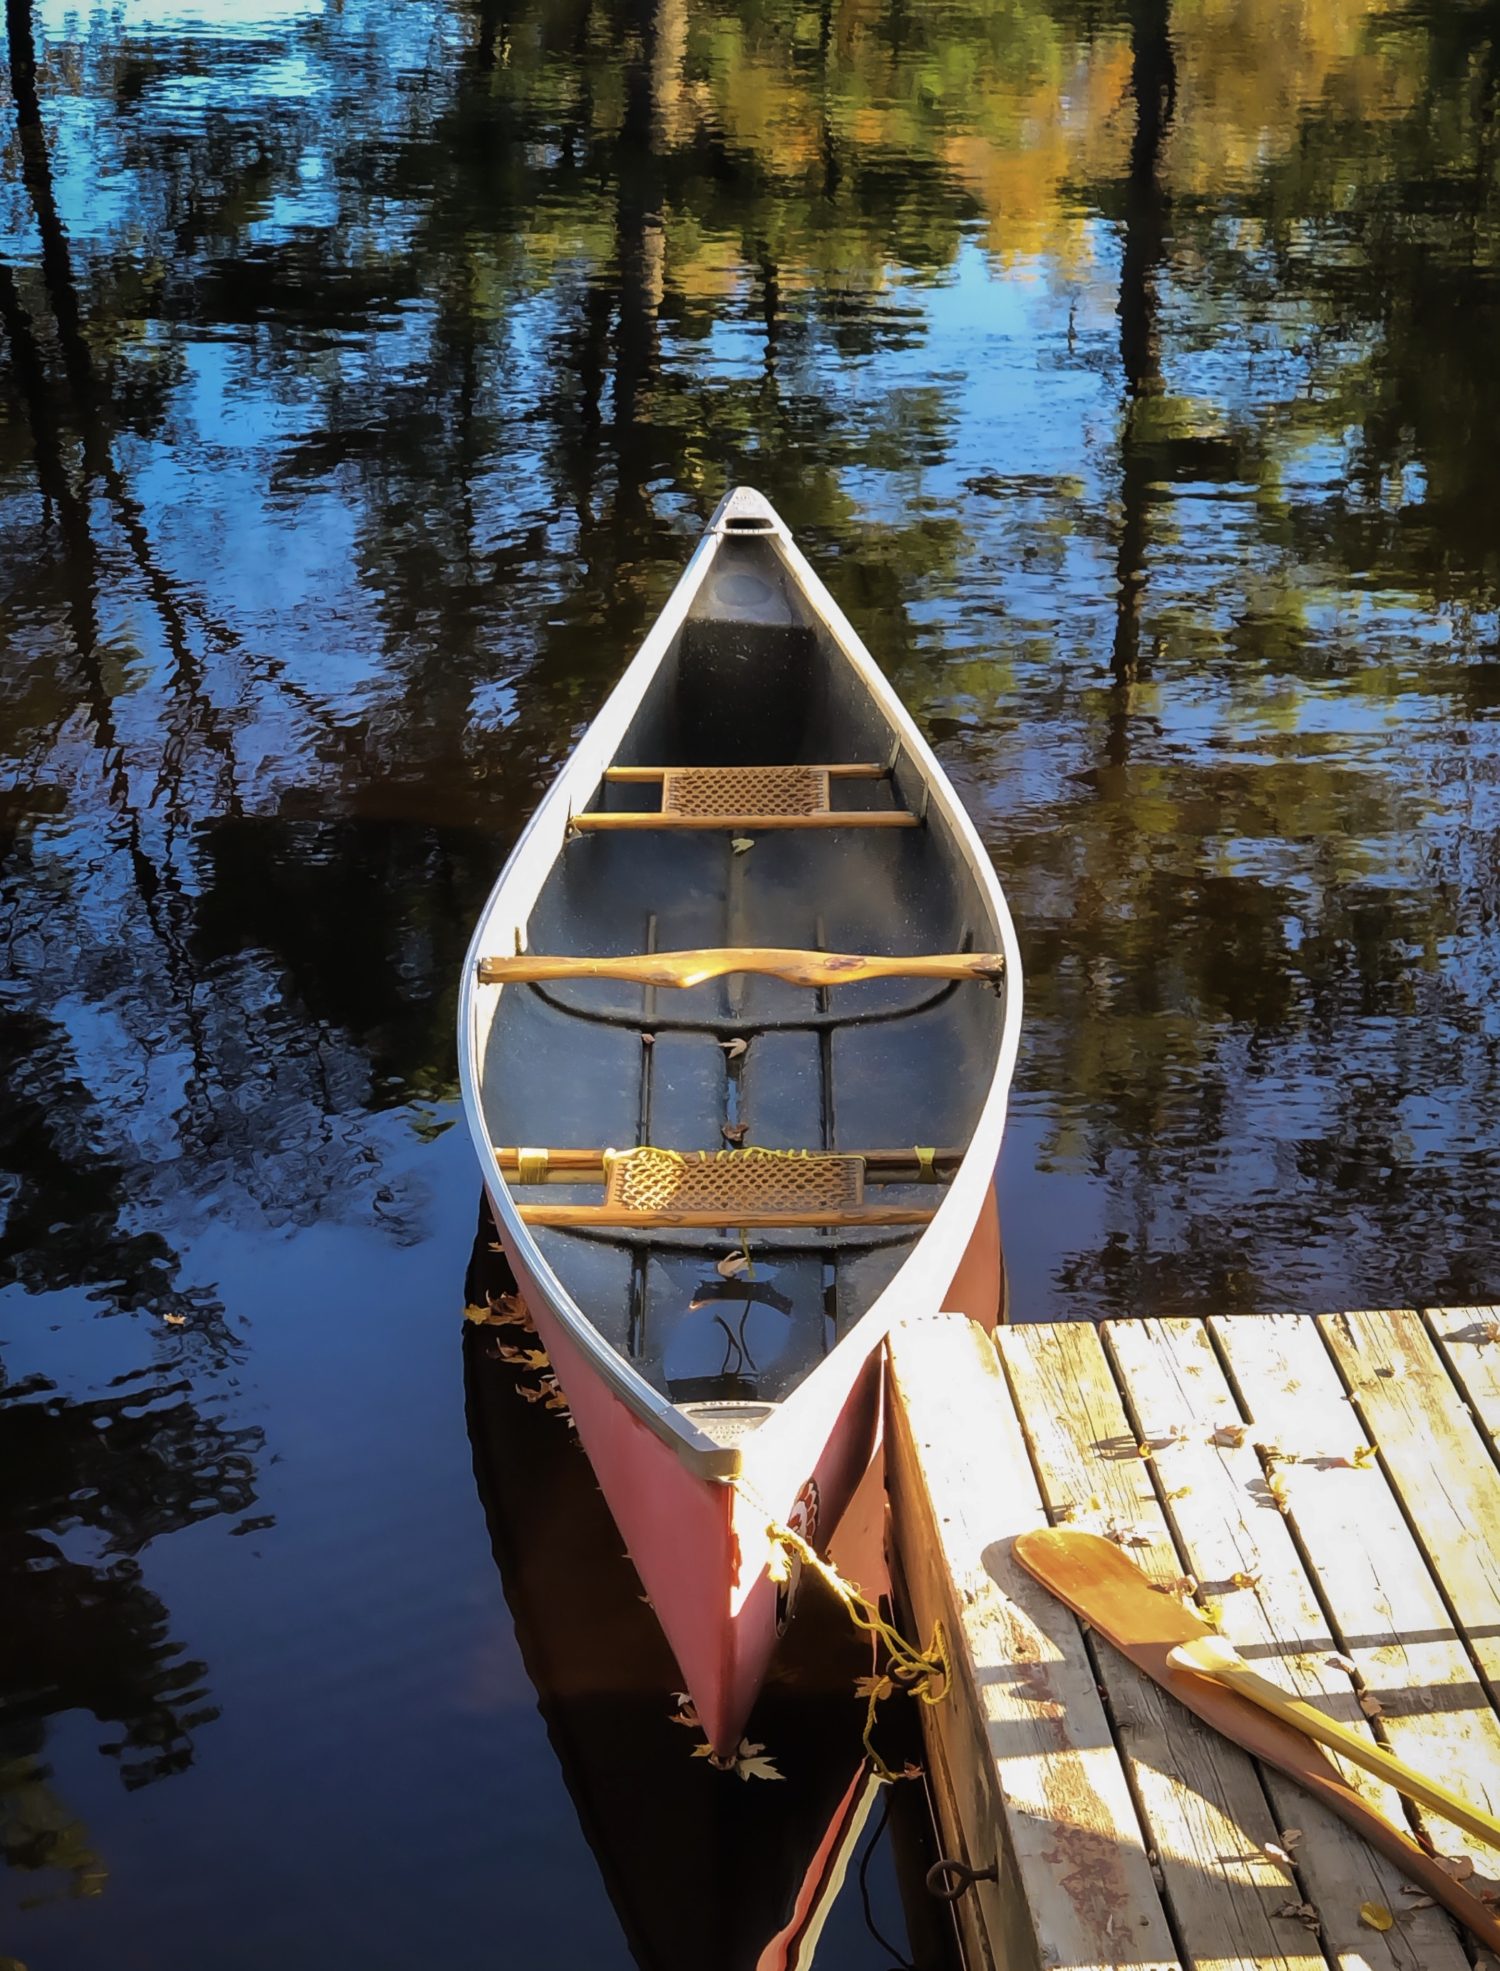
[{"x1": 463, "y1": 1209, "x2": 958, "y2": 1971}]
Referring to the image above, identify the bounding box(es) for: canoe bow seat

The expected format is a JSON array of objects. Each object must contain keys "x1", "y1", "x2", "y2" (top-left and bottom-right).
[
  {"x1": 662, "y1": 765, "x2": 831, "y2": 817},
  {"x1": 572, "y1": 761, "x2": 918, "y2": 830}
]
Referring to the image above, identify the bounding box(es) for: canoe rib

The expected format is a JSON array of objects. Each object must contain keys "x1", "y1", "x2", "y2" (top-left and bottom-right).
[{"x1": 477, "y1": 947, "x2": 1006, "y2": 989}]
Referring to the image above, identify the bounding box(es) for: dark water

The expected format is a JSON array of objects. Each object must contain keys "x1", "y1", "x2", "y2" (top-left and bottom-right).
[{"x1": 3, "y1": 0, "x2": 1500, "y2": 1960}]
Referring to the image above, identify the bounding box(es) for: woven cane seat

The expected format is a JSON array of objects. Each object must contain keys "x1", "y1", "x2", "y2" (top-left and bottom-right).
[
  {"x1": 603, "y1": 1146, "x2": 864, "y2": 1215},
  {"x1": 660, "y1": 766, "x2": 831, "y2": 818}
]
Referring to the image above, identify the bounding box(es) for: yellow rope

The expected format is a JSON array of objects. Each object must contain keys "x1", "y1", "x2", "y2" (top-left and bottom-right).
[{"x1": 763, "y1": 1514, "x2": 949, "y2": 1781}]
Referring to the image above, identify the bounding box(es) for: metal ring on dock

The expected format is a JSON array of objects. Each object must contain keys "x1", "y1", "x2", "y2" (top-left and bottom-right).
[{"x1": 925, "y1": 1856, "x2": 998, "y2": 1903}]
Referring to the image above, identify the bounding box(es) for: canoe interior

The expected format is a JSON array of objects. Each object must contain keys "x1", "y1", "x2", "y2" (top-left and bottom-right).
[{"x1": 481, "y1": 533, "x2": 1006, "y2": 1413}]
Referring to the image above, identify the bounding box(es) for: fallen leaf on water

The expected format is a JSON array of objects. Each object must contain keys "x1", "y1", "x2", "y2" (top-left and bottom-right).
[
  {"x1": 730, "y1": 837, "x2": 755, "y2": 854},
  {"x1": 469, "y1": 1292, "x2": 535, "y2": 1330},
  {"x1": 692, "y1": 1737, "x2": 783, "y2": 1780},
  {"x1": 163, "y1": 1312, "x2": 187, "y2": 1328},
  {"x1": 1359, "y1": 1902, "x2": 1394, "y2": 1932},
  {"x1": 717, "y1": 1250, "x2": 751, "y2": 1278},
  {"x1": 719, "y1": 1038, "x2": 748, "y2": 1059},
  {"x1": 736, "y1": 1743, "x2": 785, "y2": 1783}
]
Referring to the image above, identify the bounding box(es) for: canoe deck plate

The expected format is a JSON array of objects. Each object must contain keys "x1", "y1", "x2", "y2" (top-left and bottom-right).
[
  {"x1": 660, "y1": 765, "x2": 831, "y2": 817},
  {"x1": 603, "y1": 1145, "x2": 865, "y2": 1213}
]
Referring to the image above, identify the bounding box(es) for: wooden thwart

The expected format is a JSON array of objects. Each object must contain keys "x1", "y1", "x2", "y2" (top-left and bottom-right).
[
  {"x1": 604, "y1": 762, "x2": 889, "y2": 781},
  {"x1": 517, "y1": 1204, "x2": 937, "y2": 1228},
  {"x1": 570, "y1": 810, "x2": 917, "y2": 830},
  {"x1": 477, "y1": 946, "x2": 1006, "y2": 989},
  {"x1": 494, "y1": 1145, "x2": 959, "y2": 1182}
]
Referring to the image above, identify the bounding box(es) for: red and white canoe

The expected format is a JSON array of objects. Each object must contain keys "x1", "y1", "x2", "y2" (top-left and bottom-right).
[{"x1": 458, "y1": 488, "x2": 1022, "y2": 1756}]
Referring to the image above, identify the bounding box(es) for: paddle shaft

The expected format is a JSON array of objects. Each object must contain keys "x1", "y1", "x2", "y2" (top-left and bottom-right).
[{"x1": 1170, "y1": 1639, "x2": 1500, "y2": 1851}]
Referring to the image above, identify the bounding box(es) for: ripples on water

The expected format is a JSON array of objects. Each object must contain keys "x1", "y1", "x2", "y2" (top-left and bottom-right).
[{"x1": 2, "y1": 0, "x2": 1498, "y2": 1960}]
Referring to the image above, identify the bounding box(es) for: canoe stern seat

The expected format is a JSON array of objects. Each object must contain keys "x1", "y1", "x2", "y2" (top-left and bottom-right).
[{"x1": 603, "y1": 1145, "x2": 864, "y2": 1215}]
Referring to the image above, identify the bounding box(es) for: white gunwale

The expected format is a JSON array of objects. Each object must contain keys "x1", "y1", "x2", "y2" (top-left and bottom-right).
[{"x1": 457, "y1": 488, "x2": 1024, "y2": 1480}]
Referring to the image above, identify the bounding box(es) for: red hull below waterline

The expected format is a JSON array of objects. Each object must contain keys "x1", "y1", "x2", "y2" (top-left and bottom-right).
[{"x1": 490, "y1": 1178, "x2": 1003, "y2": 1755}]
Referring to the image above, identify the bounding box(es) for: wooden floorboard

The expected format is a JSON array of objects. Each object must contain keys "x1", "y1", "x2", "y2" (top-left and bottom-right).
[{"x1": 888, "y1": 1308, "x2": 1500, "y2": 1971}]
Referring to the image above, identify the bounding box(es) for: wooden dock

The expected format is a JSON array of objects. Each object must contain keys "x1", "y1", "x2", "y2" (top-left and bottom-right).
[{"x1": 887, "y1": 1307, "x2": 1500, "y2": 1971}]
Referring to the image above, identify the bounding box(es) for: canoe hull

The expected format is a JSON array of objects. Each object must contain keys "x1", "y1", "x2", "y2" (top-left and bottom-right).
[{"x1": 461, "y1": 487, "x2": 1022, "y2": 1753}]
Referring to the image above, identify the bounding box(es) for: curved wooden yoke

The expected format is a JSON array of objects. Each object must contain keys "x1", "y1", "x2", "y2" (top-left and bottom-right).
[{"x1": 477, "y1": 947, "x2": 1006, "y2": 989}]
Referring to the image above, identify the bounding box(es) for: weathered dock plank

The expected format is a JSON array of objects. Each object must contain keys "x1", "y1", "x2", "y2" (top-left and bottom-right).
[
  {"x1": 888, "y1": 1309, "x2": 1500, "y2": 1971},
  {"x1": 886, "y1": 1311, "x2": 1179, "y2": 1971},
  {"x1": 1214, "y1": 1311, "x2": 1500, "y2": 1880},
  {"x1": 999, "y1": 1322, "x2": 1325, "y2": 1971},
  {"x1": 1321, "y1": 1310, "x2": 1500, "y2": 1703}
]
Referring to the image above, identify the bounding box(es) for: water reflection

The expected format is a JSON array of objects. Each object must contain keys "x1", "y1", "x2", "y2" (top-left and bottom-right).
[
  {"x1": 463, "y1": 1223, "x2": 949, "y2": 1971},
  {"x1": 3, "y1": 0, "x2": 1500, "y2": 1953}
]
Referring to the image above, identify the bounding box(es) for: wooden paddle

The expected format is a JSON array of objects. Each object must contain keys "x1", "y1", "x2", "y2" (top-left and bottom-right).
[
  {"x1": 476, "y1": 947, "x2": 1007, "y2": 989},
  {"x1": 1013, "y1": 1527, "x2": 1500, "y2": 1952},
  {"x1": 1170, "y1": 1632, "x2": 1500, "y2": 1852}
]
